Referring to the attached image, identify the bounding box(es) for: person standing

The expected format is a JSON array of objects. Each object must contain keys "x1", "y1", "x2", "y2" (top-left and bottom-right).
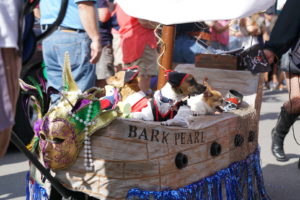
[
  {"x1": 239, "y1": 14, "x2": 265, "y2": 49},
  {"x1": 95, "y1": 0, "x2": 114, "y2": 88},
  {"x1": 40, "y1": 0, "x2": 101, "y2": 103},
  {"x1": 0, "y1": 0, "x2": 23, "y2": 157},
  {"x1": 208, "y1": 20, "x2": 230, "y2": 51},
  {"x1": 173, "y1": 22, "x2": 211, "y2": 64},
  {"x1": 263, "y1": 0, "x2": 300, "y2": 161},
  {"x1": 115, "y1": 4, "x2": 158, "y2": 95}
]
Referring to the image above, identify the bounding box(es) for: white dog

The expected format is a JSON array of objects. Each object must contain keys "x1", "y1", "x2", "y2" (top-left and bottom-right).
[
  {"x1": 130, "y1": 71, "x2": 207, "y2": 121},
  {"x1": 161, "y1": 83, "x2": 224, "y2": 127}
]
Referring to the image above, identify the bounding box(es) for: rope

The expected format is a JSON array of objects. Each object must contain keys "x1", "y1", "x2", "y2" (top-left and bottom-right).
[{"x1": 154, "y1": 23, "x2": 168, "y2": 73}]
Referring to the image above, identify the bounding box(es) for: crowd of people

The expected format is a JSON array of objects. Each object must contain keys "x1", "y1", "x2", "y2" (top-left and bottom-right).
[
  {"x1": 92, "y1": 2, "x2": 287, "y2": 94},
  {"x1": 32, "y1": 1, "x2": 288, "y2": 100}
]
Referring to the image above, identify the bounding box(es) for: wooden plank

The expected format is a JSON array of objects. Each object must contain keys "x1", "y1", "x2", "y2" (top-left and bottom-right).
[
  {"x1": 91, "y1": 136, "x2": 149, "y2": 161},
  {"x1": 123, "y1": 159, "x2": 159, "y2": 178},
  {"x1": 255, "y1": 74, "x2": 264, "y2": 116},
  {"x1": 160, "y1": 152, "x2": 231, "y2": 189},
  {"x1": 97, "y1": 176, "x2": 160, "y2": 199},
  {"x1": 195, "y1": 54, "x2": 238, "y2": 70},
  {"x1": 58, "y1": 171, "x2": 161, "y2": 199},
  {"x1": 56, "y1": 171, "x2": 101, "y2": 195},
  {"x1": 159, "y1": 144, "x2": 207, "y2": 175},
  {"x1": 60, "y1": 157, "x2": 124, "y2": 179},
  {"x1": 147, "y1": 142, "x2": 170, "y2": 159}
]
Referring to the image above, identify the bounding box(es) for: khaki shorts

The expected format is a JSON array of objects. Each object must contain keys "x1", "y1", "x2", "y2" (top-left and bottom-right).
[
  {"x1": 112, "y1": 33, "x2": 124, "y2": 68},
  {"x1": 96, "y1": 44, "x2": 114, "y2": 80},
  {"x1": 124, "y1": 45, "x2": 158, "y2": 77}
]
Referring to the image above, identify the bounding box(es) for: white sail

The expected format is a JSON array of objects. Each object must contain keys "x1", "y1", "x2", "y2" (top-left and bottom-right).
[{"x1": 116, "y1": 0, "x2": 276, "y2": 25}]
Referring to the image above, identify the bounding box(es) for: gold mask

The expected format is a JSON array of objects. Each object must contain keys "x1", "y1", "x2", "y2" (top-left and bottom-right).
[
  {"x1": 39, "y1": 118, "x2": 77, "y2": 169},
  {"x1": 23, "y1": 52, "x2": 118, "y2": 170}
]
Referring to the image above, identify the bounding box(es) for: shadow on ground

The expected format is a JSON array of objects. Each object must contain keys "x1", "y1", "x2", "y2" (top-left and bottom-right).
[
  {"x1": 263, "y1": 159, "x2": 300, "y2": 200},
  {"x1": 0, "y1": 171, "x2": 28, "y2": 200},
  {"x1": 259, "y1": 112, "x2": 278, "y2": 121}
]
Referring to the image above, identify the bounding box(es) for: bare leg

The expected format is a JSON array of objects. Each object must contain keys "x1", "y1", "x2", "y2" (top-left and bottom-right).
[
  {"x1": 138, "y1": 75, "x2": 151, "y2": 94},
  {"x1": 263, "y1": 72, "x2": 270, "y2": 89},
  {"x1": 271, "y1": 72, "x2": 300, "y2": 161},
  {"x1": 283, "y1": 72, "x2": 300, "y2": 113},
  {"x1": 277, "y1": 71, "x2": 285, "y2": 90},
  {"x1": 0, "y1": 48, "x2": 21, "y2": 157},
  {"x1": 271, "y1": 64, "x2": 279, "y2": 90}
]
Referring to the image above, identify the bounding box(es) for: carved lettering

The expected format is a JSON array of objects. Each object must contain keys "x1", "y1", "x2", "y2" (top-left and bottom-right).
[
  {"x1": 175, "y1": 133, "x2": 180, "y2": 145},
  {"x1": 151, "y1": 129, "x2": 160, "y2": 142},
  {"x1": 128, "y1": 125, "x2": 205, "y2": 145},
  {"x1": 187, "y1": 132, "x2": 193, "y2": 144},
  {"x1": 138, "y1": 128, "x2": 148, "y2": 140},
  {"x1": 128, "y1": 125, "x2": 137, "y2": 138},
  {"x1": 201, "y1": 131, "x2": 204, "y2": 142},
  {"x1": 180, "y1": 133, "x2": 185, "y2": 144},
  {"x1": 162, "y1": 132, "x2": 169, "y2": 144},
  {"x1": 194, "y1": 131, "x2": 200, "y2": 143}
]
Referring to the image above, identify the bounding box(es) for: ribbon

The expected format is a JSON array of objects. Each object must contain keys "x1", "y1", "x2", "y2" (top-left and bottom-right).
[
  {"x1": 26, "y1": 172, "x2": 48, "y2": 200},
  {"x1": 26, "y1": 149, "x2": 269, "y2": 200}
]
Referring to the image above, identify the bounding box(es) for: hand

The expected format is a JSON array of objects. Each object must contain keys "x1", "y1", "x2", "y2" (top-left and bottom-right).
[
  {"x1": 90, "y1": 40, "x2": 101, "y2": 64},
  {"x1": 263, "y1": 49, "x2": 275, "y2": 64}
]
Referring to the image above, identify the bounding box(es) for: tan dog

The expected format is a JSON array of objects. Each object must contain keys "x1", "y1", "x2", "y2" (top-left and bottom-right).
[
  {"x1": 106, "y1": 70, "x2": 141, "y2": 102},
  {"x1": 188, "y1": 81, "x2": 224, "y2": 115}
]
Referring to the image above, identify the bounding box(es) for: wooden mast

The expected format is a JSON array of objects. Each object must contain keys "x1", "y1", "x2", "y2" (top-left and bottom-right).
[{"x1": 157, "y1": 25, "x2": 176, "y2": 90}]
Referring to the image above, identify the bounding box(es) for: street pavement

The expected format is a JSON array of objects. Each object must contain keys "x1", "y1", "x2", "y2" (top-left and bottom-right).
[
  {"x1": 259, "y1": 89, "x2": 300, "y2": 200},
  {"x1": 0, "y1": 88, "x2": 300, "y2": 200}
]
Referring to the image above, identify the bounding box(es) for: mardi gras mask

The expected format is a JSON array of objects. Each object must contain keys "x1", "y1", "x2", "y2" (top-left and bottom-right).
[
  {"x1": 22, "y1": 52, "x2": 118, "y2": 170},
  {"x1": 39, "y1": 118, "x2": 77, "y2": 169}
]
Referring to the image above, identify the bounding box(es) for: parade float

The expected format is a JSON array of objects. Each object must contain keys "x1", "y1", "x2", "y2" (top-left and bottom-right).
[{"x1": 19, "y1": 0, "x2": 276, "y2": 199}]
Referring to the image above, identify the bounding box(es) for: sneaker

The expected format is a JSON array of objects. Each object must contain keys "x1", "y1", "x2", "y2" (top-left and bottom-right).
[
  {"x1": 264, "y1": 82, "x2": 270, "y2": 90},
  {"x1": 270, "y1": 81, "x2": 278, "y2": 91}
]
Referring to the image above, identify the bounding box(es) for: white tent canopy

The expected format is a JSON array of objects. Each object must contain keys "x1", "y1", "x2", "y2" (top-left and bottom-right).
[{"x1": 116, "y1": 0, "x2": 276, "y2": 25}]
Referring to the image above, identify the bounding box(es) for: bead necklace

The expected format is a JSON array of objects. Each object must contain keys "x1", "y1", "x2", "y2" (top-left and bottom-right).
[{"x1": 69, "y1": 101, "x2": 96, "y2": 171}]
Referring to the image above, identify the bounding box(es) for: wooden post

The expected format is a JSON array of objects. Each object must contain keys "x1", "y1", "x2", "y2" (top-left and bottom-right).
[{"x1": 157, "y1": 25, "x2": 176, "y2": 90}]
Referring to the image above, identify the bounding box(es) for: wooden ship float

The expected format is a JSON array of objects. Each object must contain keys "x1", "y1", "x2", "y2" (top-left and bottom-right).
[
  {"x1": 54, "y1": 65, "x2": 265, "y2": 200},
  {"x1": 23, "y1": 0, "x2": 276, "y2": 199}
]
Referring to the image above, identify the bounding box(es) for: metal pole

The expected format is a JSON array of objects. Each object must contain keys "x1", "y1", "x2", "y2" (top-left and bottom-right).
[{"x1": 157, "y1": 25, "x2": 176, "y2": 90}]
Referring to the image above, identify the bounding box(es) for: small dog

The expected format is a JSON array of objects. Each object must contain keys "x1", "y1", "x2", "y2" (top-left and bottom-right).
[
  {"x1": 130, "y1": 71, "x2": 207, "y2": 121},
  {"x1": 162, "y1": 80, "x2": 223, "y2": 127},
  {"x1": 106, "y1": 67, "x2": 140, "y2": 102},
  {"x1": 188, "y1": 84, "x2": 223, "y2": 115},
  {"x1": 106, "y1": 67, "x2": 151, "y2": 113}
]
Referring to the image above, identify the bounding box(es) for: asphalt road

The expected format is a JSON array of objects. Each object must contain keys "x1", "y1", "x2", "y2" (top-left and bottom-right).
[
  {"x1": 0, "y1": 88, "x2": 300, "y2": 200},
  {"x1": 259, "y1": 89, "x2": 300, "y2": 200}
]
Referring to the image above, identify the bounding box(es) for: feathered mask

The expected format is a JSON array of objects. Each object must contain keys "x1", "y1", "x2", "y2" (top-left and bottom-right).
[{"x1": 20, "y1": 52, "x2": 118, "y2": 170}]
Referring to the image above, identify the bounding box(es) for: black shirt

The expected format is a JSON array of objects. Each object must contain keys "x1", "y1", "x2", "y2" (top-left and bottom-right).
[{"x1": 264, "y1": 0, "x2": 300, "y2": 58}]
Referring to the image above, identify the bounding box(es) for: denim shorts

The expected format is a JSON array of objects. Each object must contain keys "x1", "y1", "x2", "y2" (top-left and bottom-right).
[
  {"x1": 173, "y1": 35, "x2": 207, "y2": 64},
  {"x1": 42, "y1": 30, "x2": 96, "y2": 102},
  {"x1": 279, "y1": 50, "x2": 300, "y2": 74}
]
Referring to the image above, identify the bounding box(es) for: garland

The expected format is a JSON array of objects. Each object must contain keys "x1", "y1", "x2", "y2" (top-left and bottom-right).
[
  {"x1": 127, "y1": 149, "x2": 270, "y2": 200},
  {"x1": 26, "y1": 149, "x2": 269, "y2": 200}
]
